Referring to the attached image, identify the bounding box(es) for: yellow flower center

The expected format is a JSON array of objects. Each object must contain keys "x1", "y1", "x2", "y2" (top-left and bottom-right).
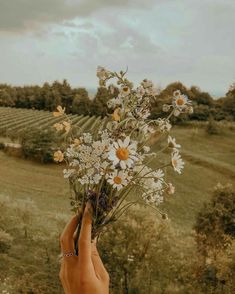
[
  {"x1": 123, "y1": 87, "x2": 129, "y2": 92},
  {"x1": 116, "y1": 148, "x2": 129, "y2": 160},
  {"x1": 114, "y1": 176, "x2": 122, "y2": 185},
  {"x1": 176, "y1": 98, "x2": 184, "y2": 106},
  {"x1": 172, "y1": 159, "x2": 177, "y2": 167}
]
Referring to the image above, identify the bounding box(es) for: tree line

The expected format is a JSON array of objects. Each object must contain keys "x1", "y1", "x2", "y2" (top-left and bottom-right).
[{"x1": 0, "y1": 80, "x2": 234, "y2": 121}]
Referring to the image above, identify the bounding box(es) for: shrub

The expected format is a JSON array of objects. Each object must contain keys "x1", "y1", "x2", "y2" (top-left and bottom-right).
[
  {"x1": 20, "y1": 127, "x2": 60, "y2": 163},
  {"x1": 206, "y1": 118, "x2": 220, "y2": 135},
  {"x1": 99, "y1": 207, "x2": 195, "y2": 293},
  {"x1": 193, "y1": 183, "x2": 235, "y2": 292}
]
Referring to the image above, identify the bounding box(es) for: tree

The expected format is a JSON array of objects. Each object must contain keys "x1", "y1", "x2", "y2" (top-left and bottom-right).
[
  {"x1": 193, "y1": 184, "x2": 235, "y2": 291},
  {"x1": 71, "y1": 94, "x2": 91, "y2": 115},
  {"x1": 91, "y1": 87, "x2": 113, "y2": 117},
  {"x1": 222, "y1": 83, "x2": 235, "y2": 120}
]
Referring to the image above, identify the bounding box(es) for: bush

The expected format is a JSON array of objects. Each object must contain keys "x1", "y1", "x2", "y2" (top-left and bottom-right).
[
  {"x1": 99, "y1": 207, "x2": 195, "y2": 293},
  {"x1": 206, "y1": 118, "x2": 220, "y2": 135},
  {"x1": 193, "y1": 183, "x2": 235, "y2": 292},
  {"x1": 20, "y1": 127, "x2": 60, "y2": 163}
]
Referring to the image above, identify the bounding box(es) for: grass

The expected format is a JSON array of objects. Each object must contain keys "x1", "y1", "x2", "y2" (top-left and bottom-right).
[{"x1": 0, "y1": 122, "x2": 234, "y2": 293}]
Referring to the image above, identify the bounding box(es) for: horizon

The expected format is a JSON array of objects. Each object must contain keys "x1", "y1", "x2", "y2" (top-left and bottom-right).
[{"x1": 0, "y1": 79, "x2": 227, "y2": 99}]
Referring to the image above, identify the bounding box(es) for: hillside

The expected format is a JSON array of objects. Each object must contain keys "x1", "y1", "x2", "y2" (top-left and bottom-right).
[{"x1": 0, "y1": 107, "x2": 234, "y2": 293}]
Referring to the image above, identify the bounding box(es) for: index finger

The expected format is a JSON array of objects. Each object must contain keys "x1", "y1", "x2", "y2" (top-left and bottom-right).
[
  {"x1": 60, "y1": 213, "x2": 81, "y2": 253},
  {"x1": 78, "y1": 202, "x2": 93, "y2": 265}
]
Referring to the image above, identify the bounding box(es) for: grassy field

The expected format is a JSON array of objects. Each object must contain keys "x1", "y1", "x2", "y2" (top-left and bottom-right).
[{"x1": 0, "y1": 114, "x2": 234, "y2": 293}]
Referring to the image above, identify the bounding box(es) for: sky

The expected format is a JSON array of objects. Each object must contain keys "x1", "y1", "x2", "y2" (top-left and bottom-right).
[{"x1": 0, "y1": 0, "x2": 234, "y2": 97}]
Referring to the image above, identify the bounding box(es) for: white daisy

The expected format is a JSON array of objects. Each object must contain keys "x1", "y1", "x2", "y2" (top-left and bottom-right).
[
  {"x1": 168, "y1": 136, "x2": 181, "y2": 150},
  {"x1": 108, "y1": 136, "x2": 138, "y2": 169},
  {"x1": 153, "y1": 169, "x2": 164, "y2": 180},
  {"x1": 171, "y1": 151, "x2": 184, "y2": 174},
  {"x1": 173, "y1": 90, "x2": 181, "y2": 97},
  {"x1": 107, "y1": 170, "x2": 131, "y2": 191},
  {"x1": 120, "y1": 85, "x2": 131, "y2": 97},
  {"x1": 173, "y1": 94, "x2": 191, "y2": 110}
]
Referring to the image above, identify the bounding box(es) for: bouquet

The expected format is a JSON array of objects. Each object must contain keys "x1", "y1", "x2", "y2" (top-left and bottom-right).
[{"x1": 53, "y1": 67, "x2": 193, "y2": 249}]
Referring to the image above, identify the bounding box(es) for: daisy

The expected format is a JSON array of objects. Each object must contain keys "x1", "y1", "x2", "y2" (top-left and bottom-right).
[
  {"x1": 54, "y1": 150, "x2": 64, "y2": 162},
  {"x1": 153, "y1": 169, "x2": 164, "y2": 180},
  {"x1": 168, "y1": 136, "x2": 181, "y2": 150},
  {"x1": 107, "y1": 170, "x2": 131, "y2": 191},
  {"x1": 173, "y1": 94, "x2": 191, "y2": 110},
  {"x1": 173, "y1": 90, "x2": 181, "y2": 97},
  {"x1": 120, "y1": 85, "x2": 131, "y2": 97},
  {"x1": 171, "y1": 151, "x2": 184, "y2": 174},
  {"x1": 108, "y1": 136, "x2": 138, "y2": 169}
]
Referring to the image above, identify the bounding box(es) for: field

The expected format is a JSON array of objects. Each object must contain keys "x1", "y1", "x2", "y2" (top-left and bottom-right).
[
  {"x1": 0, "y1": 107, "x2": 235, "y2": 293},
  {"x1": 0, "y1": 106, "x2": 102, "y2": 142}
]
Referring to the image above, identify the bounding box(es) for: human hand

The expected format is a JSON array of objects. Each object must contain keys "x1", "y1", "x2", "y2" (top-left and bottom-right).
[{"x1": 59, "y1": 203, "x2": 109, "y2": 294}]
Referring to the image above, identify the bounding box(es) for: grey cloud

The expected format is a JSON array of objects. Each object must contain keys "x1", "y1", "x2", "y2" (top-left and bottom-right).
[{"x1": 0, "y1": 0, "x2": 157, "y2": 32}]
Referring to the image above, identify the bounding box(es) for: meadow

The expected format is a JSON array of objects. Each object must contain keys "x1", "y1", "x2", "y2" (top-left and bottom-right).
[{"x1": 0, "y1": 107, "x2": 234, "y2": 293}]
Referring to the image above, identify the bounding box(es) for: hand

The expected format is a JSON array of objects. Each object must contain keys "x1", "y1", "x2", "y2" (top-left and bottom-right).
[{"x1": 59, "y1": 203, "x2": 109, "y2": 294}]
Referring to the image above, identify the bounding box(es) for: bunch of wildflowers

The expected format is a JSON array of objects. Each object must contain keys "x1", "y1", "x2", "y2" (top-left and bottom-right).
[{"x1": 53, "y1": 67, "x2": 193, "y2": 241}]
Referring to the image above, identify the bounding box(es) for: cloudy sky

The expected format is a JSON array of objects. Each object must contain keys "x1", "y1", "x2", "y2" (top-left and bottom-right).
[{"x1": 0, "y1": 0, "x2": 234, "y2": 97}]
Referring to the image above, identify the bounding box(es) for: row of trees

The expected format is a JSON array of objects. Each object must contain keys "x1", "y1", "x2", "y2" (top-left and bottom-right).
[{"x1": 0, "y1": 80, "x2": 234, "y2": 121}]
